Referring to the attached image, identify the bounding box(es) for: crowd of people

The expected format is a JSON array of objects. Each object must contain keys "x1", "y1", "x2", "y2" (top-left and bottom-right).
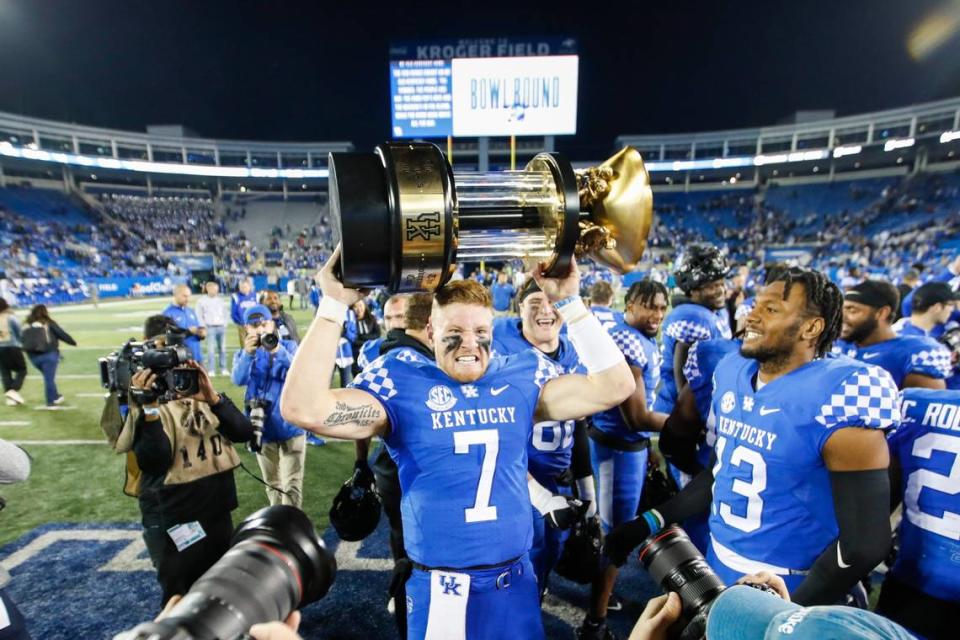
[
  {"x1": 3, "y1": 174, "x2": 960, "y2": 639},
  {"x1": 48, "y1": 238, "x2": 953, "y2": 640}
]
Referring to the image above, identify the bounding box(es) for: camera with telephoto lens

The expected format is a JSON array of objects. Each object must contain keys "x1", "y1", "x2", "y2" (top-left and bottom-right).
[
  {"x1": 99, "y1": 327, "x2": 200, "y2": 404},
  {"x1": 122, "y1": 505, "x2": 336, "y2": 640},
  {"x1": 638, "y1": 525, "x2": 777, "y2": 640},
  {"x1": 248, "y1": 398, "x2": 267, "y2": 453}
]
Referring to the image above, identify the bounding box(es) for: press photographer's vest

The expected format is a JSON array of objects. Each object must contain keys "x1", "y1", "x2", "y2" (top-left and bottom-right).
[{"x1": 122, "y1": 399, "x2": 240, "y2": 496}]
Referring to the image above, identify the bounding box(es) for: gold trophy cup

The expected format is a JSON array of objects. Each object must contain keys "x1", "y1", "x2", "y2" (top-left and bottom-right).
[{"x1": 328, "y1": 142, "x2": 653, "y2": 292}]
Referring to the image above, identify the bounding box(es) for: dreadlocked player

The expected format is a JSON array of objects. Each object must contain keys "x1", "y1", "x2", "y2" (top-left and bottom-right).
[{"x1": 605, "y1": 267, "x2": 901, "y2": 606}]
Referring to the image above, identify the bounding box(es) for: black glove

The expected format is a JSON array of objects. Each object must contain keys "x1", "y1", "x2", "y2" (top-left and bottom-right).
[
  {"x1": 603, "y1": 516, "x2": 651, "y2": 567},
  {"x1": 543, "y1": 496, "x2": 588, "y2": 530}
]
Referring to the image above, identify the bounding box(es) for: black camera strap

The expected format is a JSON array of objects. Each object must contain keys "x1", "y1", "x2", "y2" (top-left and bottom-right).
[{"x1": 237, "y1": 459, "x2": 291, "y2": 498}]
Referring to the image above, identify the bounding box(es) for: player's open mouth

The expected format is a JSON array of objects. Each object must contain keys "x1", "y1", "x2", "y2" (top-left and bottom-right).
[
  {"x1": 535, "y1": 318, "x2": 555, "y2": 328},
  {"x1": 456, "y1": 355, "x2": 480, "y2": 364},
  {"x1": 744, "y1": 329, "x2": 762, "y2": 341}
]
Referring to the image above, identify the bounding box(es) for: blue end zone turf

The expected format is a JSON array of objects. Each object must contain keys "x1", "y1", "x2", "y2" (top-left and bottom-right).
[{"x1": 2, "y1": 520, "x2": 660, "y2": 638}]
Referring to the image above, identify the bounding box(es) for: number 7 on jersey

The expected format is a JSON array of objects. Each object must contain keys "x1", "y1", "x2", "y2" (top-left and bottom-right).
[{"x1": 454, "y1": 429, "x2": 500, "y2": 523}]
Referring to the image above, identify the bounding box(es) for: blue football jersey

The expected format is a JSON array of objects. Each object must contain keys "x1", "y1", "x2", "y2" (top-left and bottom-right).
[
  {"x1": 683, "y1": 338, "x2": 741, "y2": 422},
  {"x1": 591, "y1": 318, "x2": 660, "y2": 443},
  {"x1": 351, "y1": 347, "x2": 560, "y2": 568},
  {"x1": 655, "y1": 303, "x2": 732, "y2": 413},
  {"x1": 706, "y1": 354, "x2": 900, "y2": 585},
  {"x1": 591, "y1": 305, "x2": 625, "y2": 332},
  {"x1": 831, "y1": 336, "x2": 952, "y2": 388},
  {"x1": 356, "y1": 337, "x2": 383, "y2": 370},
  {"x1": 887, "y1": 388, "x2": 960, "y2": 601},
  {"x1": 896, "y1": 319, "x2": 946, "y2": 341},
  {"x1": 491, "y1": 316, "x2": 585, "y2": 485}
]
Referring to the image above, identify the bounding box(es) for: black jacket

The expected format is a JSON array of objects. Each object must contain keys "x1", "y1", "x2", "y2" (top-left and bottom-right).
[
  {"x1": 24, "y1": 320, "x2": 76, "y2": 354},
  {"x1": 379, "y1": 328, "x2": 434, "y2": 361}
]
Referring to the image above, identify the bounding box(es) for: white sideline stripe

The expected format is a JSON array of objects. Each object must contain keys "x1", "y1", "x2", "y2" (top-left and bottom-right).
[
  {"x1": 12, "y1": 440, "x2": 104, "y2": 445},
  {"x1": 33, "y1": 405, "x2": 77, "y2": 411},
  {"x1": 58, "y1": 374, "x2": 100, "y2": 379},
  {"x1": 44, "y1": 297, "x2": 167, "y2": 313},
  {"x1": 76, "y1": 393, "x2": 108, "y2": 397},
  {"x1": 0, "y1": 421, "x2": 31, "y2": 426},
  {"x1": 1, "y1": 529, "x2": 146, "y2": 572}
]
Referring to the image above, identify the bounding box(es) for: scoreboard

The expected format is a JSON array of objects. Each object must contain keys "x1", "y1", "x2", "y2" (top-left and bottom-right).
[{"x1": 389, "y1": 37, "x2": 579, "y2": 139}]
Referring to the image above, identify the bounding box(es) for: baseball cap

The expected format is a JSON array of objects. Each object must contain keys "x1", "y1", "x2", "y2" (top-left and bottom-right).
[
  {"x1": 243, "y1": 304, "x2": 272, "y2": 324},
  {"x1": 706, "y1": 586, "x2": 915, "y2": 640},
  {"x1": 912, "y1": 281, "x2": 960, "y2": 312},
  {"x1": 844, "y1": 280, "x2": 900, "y2": 311}
]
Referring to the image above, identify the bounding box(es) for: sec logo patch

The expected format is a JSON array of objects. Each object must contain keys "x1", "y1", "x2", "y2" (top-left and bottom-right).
[
  {"x1": 426, "y1": 385, "x2": 457, "y2": 411},
  {"x1": 721, "y1": 391, "x2": 736, "y2": 414}
]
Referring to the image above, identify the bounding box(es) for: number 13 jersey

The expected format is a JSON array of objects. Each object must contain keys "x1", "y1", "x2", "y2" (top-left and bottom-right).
[
  {"x1": 706, "y1": 353, "x2": 900, "y2": 586},
  {"x1": 351, "y1": 347, "x2": 560, "y2": 569}
]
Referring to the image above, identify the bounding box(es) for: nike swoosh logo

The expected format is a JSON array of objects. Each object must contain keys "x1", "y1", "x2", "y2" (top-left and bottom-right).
[
  {"x1": 491, "y1": 385, "x2": 510, "y2": 396},
  {"x1": 837, "y1": 544, "x2": 851, "y2": 569},
  {"x1": 862, "y1": 353, "x2": 881, "y2": 360},
  {"x1": 758, "y1": 407, "x2": 780, "y2": 416}
]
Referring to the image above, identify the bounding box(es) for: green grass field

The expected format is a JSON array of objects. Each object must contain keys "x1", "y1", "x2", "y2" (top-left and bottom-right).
[{"x1": 0, "y1": 297, "x2": 354, "y2": 545}]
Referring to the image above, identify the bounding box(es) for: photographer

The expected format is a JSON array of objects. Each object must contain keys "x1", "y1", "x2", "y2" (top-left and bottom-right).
[
  {"x1": 260, "y1": 290, "x2": 300, "y2": 344},
  {"x1": 232, "y1": 304, "x2": 305, "y2": 508},
  {"x1": 103, "y1": 315, "x2": 254, "y2": 606}
]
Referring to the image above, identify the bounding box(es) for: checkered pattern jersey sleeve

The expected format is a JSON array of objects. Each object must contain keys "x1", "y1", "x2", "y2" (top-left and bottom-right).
[
  {"x1": 349, "y1": 354, "x2": 399, "y2": 403},
  {"x1": 664, "y1": 318, "x2": 712, "y2": 345},
  {"x1": 611, "y1": 329, "x2": 649, "y2": 370},
  {"x1": 814, "y1": 364, "x2": 901, "y2": 433},
  {"x1": 682, "y1": 340, "x2": 702, "y2": 385},
  {"x1": 532, "y1": 351, "x2": 562, "y2": 389},
  {"x1": 908, "y1": 344, "x2": 953, "y2": 380}
]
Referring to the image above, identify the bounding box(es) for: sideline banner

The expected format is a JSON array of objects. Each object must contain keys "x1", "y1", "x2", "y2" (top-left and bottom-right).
[{"x1": 93, "y1": 275, "x2": 189, "y2": 299}]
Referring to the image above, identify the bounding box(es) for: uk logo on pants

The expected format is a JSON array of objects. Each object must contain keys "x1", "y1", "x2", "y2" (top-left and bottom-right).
[{"x1": 439, "y1": 574, "x2": 463, "y2": 596}]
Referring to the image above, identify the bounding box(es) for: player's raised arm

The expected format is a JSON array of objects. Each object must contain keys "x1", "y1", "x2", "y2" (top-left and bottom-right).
[
  {"x1": 533, "y1": 259, "x2": 636, "y2": 422},
  {"x1": 280, "y1": 246, "x2": 389, "y2": 440}
]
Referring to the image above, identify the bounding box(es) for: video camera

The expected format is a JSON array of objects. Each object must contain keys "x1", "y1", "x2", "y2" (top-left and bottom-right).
[
  {"x1": 122, "y1": 505, "x2": 336, "y2": 640},
  {"x1": 99, "y1": 327, "x2": 200, "y2": 404}
]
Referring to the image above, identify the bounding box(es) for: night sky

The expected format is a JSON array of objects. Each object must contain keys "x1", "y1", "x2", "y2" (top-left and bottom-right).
[{"x1": 1, "y1": 0, "x2": 958, "y2": 159}]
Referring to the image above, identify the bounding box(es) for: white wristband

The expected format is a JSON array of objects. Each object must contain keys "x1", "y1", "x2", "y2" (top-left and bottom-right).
[
  {"x1": 528, "y1": 476, "x2": 554, "y2": 515},
  {"x1": 316, "y1": 296, "x2": 348, "y2": 324},
  {"x1": 557, "y1": 299, "x2": 626, "y2": 373},
  {"x1": 575, "y1": 475, "x2": 596, "y2": 503}
]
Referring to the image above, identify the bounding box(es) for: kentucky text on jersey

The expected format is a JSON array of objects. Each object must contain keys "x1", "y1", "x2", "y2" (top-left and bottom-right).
[
  {"x1": 431, "y1": 406, "x2": 518, "y2": 430},
  {"x1": 715, "y1": 415, "x2": 778, "y2": 450}
]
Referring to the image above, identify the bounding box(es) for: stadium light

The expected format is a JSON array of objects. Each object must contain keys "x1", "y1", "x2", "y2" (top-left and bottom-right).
[
  {"x1": 883, "y1": 137, "x2": 915, "y2": 152},
  {"x1": 940, "y1": 130, "x2": 960, "y2": 143},
  {"x1": 0, "y1": 141, "x2": 329, "y2": 179},
  {"x1": 832, "y1": 145, "x2": 862, "y2": 158}
]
